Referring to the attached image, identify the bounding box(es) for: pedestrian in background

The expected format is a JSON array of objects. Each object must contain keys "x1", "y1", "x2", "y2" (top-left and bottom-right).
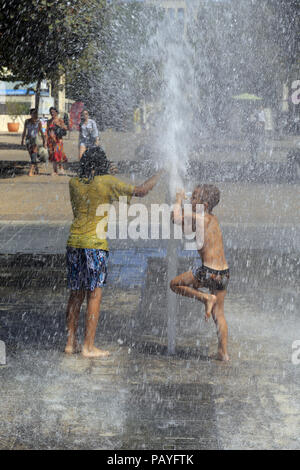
[
  {"x1": 78, "y1": 109, "x2": 99, "y2": 160},
  {"x1": 47, "y1": 107, "x2": 68, "y2": 176},
  {"x1": 21, "y1": 108, "x2": 46, "y2": 176}
]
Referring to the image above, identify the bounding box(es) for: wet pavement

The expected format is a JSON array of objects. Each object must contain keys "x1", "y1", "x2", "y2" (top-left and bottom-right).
[
  {"x1": 0, "y1": 248, "x2": 300, "y2": 450},
  {"x1": 1, "y1": 130, "x2": 298, "y2": 163},
  {"x1": 0, "y1": 130, "x2": 299, "y2": 449}
]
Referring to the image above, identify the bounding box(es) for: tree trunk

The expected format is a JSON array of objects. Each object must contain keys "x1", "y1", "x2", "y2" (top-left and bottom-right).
[{"x1": 35, "y1": 78, "x2": 42, "y2": 112}]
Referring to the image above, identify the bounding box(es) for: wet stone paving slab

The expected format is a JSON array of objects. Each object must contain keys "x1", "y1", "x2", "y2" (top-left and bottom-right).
[{"x1": 0, "y1": 249, "x2": 300, "y2": 449}]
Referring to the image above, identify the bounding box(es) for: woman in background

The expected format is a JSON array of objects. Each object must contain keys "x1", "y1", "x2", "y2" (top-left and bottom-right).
[{"x1": 47, "y1": 107, "x2": 68, "y2": 175}]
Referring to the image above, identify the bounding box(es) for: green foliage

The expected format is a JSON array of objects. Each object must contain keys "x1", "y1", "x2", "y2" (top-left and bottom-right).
[
  {"x1": 6, "y1": 101, "x2": 30, "y2": 121},
  {"x1": 3, "y1": 0, "x2": 294, "y2": 128},
  {"x1": 66, "y1": 2, "x2": 164, "y2": 128},
  {"x1": 0, "y1": 0, "x2": 105, "y2": 85}
]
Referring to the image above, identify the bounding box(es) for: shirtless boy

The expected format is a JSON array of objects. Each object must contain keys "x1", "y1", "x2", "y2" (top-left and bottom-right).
[{"x1": 170, "y1": 185, "x2": 230, "y2": 361}]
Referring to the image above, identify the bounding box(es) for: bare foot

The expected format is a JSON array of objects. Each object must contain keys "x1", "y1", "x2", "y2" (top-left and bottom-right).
[
  {"x1": 216, "y1": 351, "x2": 230, "y2": 362},
  {"x1": 209, "y1": 352, "x2": 230, "y2": 362},
  {"x1": 82, "y1": 346, "x2": 110, "y2": 358},
  {"x1": 64, "y1": 341, "x2": 81, "y2": 354},
  {"x1": 204, "y1": 294, "x2": 217, "y2": 321}
]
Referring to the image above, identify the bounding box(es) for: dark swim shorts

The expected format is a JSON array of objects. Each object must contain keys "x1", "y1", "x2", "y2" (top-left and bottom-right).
[
  {"x1": 66, "y1": 247, "x2": 109, "y2": 291},
  {"x1": 192, "y1": 264, "x2": 230, "y2": 291}
]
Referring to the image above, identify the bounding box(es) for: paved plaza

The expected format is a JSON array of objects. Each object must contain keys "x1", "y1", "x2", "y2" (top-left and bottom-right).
[{"x1": 0, "y1": 130, "x2": 299, "y2": 450}]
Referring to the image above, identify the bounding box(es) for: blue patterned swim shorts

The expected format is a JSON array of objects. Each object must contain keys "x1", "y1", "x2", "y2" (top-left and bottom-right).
[{"x1": 66, "y1": 247, "x2": 109, "y2": 291}]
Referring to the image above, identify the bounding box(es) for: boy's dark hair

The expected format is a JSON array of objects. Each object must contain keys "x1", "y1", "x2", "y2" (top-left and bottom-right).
[
  {"x1": 30, "y1": 108, "x2": 37, "y2": 114},
  {"x1": 78, "y1": 146, "x2": 110, "y2": 181},
  {"x1": 49, "y1": 106, "x2": 58, "y2": 113},
  {"x1": 196, "y1": 184, "x2": 220, "y2": 212}
]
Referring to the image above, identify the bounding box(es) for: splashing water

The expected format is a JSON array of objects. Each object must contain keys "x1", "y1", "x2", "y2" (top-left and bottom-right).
[
  {"x1": 146, "y1": 11, "x2": 199, "y2": 353},
  {"x1": 146, "y1": 12, "x2": 197, "y2": 196}
]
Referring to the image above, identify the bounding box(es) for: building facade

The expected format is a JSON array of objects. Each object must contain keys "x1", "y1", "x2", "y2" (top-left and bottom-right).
[{"x1": 0, "y1": 76, "x2": 73, "y2": 133}]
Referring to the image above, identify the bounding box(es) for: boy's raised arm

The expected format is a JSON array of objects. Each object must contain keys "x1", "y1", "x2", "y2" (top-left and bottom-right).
[{"x1": 171, "y1": 190, "x2": 203, "y2": 234}]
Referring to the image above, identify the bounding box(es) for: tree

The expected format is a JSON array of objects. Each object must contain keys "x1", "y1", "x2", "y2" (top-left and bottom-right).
[
  {"x1": 66, "y1": 2, "x2": 163, "y2": 129},
  {"x1": 0, "y1": 0, "x2": 105, "y2": 108},
  {"x1": 65, "y1": 0, "x2": 299, "y2": 131}
]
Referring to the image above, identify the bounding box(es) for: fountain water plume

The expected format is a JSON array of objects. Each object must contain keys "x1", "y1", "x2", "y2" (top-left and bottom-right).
[
  {"x1": 147, "y1": 12, "x2": 198, "y2": 353},
  {"x1": 148, "y1": 15, "x2": 197, "y2": 197}
]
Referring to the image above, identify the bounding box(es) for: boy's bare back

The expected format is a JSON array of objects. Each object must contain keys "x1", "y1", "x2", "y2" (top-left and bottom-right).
[{"x1": 198, "y1": 212, "x2": 228, "y2": 271}]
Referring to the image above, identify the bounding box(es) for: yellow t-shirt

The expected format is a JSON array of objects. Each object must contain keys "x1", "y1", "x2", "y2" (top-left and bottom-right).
[{"x1": 67, "y1": 175, "x2": 134, "y2": 250}]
